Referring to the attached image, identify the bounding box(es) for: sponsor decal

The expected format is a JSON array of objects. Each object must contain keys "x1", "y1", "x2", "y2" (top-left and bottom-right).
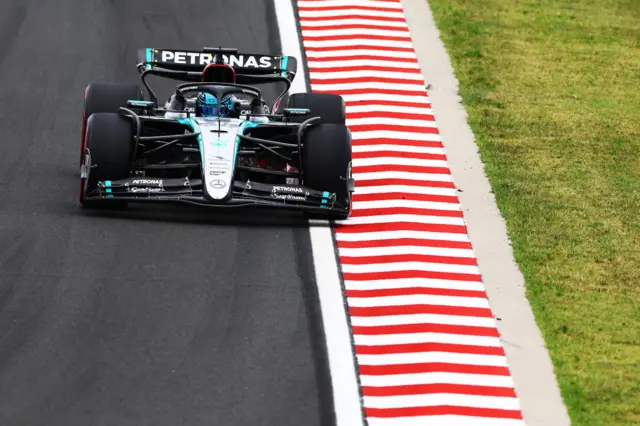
[
  {"x1": 284, "y1": 108, "x2": 310, "y2": 116},
  {"x1": 209, "y1": 170, "x2": 224, "y2": 176},
  {"x1": 128, "y1": 187, "x2": 163, "y2": 193},
  {"x1": 209, "y1": 180, "x2": 227, "y2": 189},
  {"x1": 159, "y1": 51, "x2": 274, "y2": 68},
  {"x1": 131, "y1": 179, "x2": 163, "y2": 187},
  {"x1": 272, "y1": 185, "x2": 308, "y2": 201},
  {"x1": 273, "y1": 194, "x2": 306, "y2": 201},
  {"x1": 272, "y1": 186, "x2": 305, "y2": 194}
]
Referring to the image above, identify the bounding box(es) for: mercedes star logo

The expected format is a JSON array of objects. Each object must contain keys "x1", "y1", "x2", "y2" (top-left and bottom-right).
[{"x1": 209, "y1": 180, "x2": 226, "y2": 189}]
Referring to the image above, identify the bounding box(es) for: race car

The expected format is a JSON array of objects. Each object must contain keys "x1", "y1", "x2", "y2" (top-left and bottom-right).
[{"x1": 78, "y1": 47, "x2": 354, "y2": 219}]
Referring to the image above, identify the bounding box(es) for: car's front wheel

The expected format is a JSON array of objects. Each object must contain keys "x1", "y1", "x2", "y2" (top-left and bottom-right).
[
  {"x1": 79, "y1": 113, "x2": 134, "y2": 209},
  {"x1": 286, "y1": 93, "x2": 346, "y2": 125},
  {"x1": 80, "y1": 82, "x2": 143, "y2": 166},
  {"x1": 302, "y1": 123, "x2": 352, "y2": 220}
]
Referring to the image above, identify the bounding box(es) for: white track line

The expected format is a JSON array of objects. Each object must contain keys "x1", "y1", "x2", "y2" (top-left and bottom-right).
[{"x1": 273, "y1": 2, "x2": 364, "y2": 426}]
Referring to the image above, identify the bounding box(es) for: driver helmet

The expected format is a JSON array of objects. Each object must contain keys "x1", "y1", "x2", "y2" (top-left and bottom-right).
[{"x1": 196, "y1": 92, "x2": 235, "y2": 118}]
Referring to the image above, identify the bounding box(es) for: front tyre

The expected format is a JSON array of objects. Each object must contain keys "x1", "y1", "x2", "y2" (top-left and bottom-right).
[
  {"x1": 302, "y1": 123, "x2": 352, "y2": 220},
  {"x1": 80, "y1": 82, "x2": 143, "y2": 166},
  {"x1": 286, "y1": 93, "x2": 346, "y2": 125},
  {"x1": 79, "y1": 113, "x2": 134, "y2": 209}
]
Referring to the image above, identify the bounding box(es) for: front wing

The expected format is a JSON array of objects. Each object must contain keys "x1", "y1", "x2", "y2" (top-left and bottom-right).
[{"x1": 82, "y1": 177, "x2": 351, "y2": 217}]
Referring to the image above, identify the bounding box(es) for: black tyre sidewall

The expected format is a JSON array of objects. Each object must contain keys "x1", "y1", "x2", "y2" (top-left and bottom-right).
[
  {"x1": 287, "y1": 93, "x2": 346, "y2": 124},
  {"x1": 302, "y1": 123, "x2": 352, "y2": 218},
  {"x1": 80, "y1": 113, "x2": 134, "y2": 207},
  {"x1": 80, "y1": 83, "x2": 142, "y2": 165}
]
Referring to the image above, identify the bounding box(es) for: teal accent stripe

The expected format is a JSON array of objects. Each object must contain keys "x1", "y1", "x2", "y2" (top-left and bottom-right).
[
  {"x1": 105, "y1": 180, "x2": 112, "y2": 187},
  {"x1": 106, "y1": 188, "x2": 112, "y2": 193},
  {"x1": 320, "y1": 191, "x2": 330, "y2": 208},
  {"x1": 280, "y1": 56, "x2": 288, "y2": 77},
  {"x1": 146, "y1": 48, "x2": 153, "y2": 70}
]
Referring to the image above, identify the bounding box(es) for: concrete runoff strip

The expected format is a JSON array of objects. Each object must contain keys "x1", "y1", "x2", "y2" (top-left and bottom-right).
[{"x1": 401, "y1": 0, "x2": 572, "y2": 425}]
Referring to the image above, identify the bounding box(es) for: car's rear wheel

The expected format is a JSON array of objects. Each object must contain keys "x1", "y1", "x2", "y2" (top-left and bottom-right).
[
  {"x1": 286, "y1": 93, "x2": 346, "y2": 125},
  {"x1": 80, "y1": 82, "x2": 143, "y2": 165},
  {"x1": 302, "y1": 123, "x2": 352, "y2": 220},
  {"x1": 79, "y1": 113, "x2": 134, "y2": 209}
]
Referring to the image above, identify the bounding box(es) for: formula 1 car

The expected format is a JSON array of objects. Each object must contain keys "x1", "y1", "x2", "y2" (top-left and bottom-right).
[{"x1": 78, "y1": 47, "x2": 354, "y2": 219}]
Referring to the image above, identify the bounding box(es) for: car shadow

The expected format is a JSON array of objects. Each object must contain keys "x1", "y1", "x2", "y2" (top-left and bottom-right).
[{"x1": 74, "y1": 202, "x2": 338, "y2": 229}]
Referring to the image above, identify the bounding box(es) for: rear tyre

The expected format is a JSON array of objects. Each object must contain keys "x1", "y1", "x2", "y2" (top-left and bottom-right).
[
  {"x1": 286, "y1": 93, "x2": 346, "y2": 125},
  {"x1": 80, "y1": 113, "x2": 134, "y2": 209},
  {"x1": 302, "y1": 123, "x2": 352, "y2": 220},
  {"x1": 80, "y1": 83, "x2": 143, "y2": 165}
]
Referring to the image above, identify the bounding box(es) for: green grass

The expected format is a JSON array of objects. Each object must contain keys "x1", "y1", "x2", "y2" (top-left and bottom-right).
[{"x1": 427, "y1": 0, "x2": 640, "y2": 424}]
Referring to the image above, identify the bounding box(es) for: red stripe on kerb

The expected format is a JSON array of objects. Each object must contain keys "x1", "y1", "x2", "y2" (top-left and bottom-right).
[
  {"x1": 314, "y1": 88, "x2": 427, "y2": 97},
  {"x1": 362, "y1": 383, "x2": 517, "y2": 398},
  {"x1": 306, "y1": 46, "x2": 415, "y2": 54},
  {"x1": 353, "y1": 192, "x2": 459, "y2": 203},
  {"x1": 347, "y1": 206, "x2": 462, "y2": 218},
  {"x1": 309, "y1": 65, "x2": 421, "y2": 74},
  {"x1": 350, "y1": 304, "x2": 491, "y2": 318},
  {"x1": 298, "y1": 5, "x2": 403, "y2": 13},
  {"x1": 348, "y1": 124, "x2": 438, "y2": 134},
  {"x1": 336, "y1": 239, "x2": 472, "y2": 250},
  {"x1": 353, "y1": 165, "x2": 451, "y2": 175},
  {"x1": 340, "y1": 253, "x2": 478, "y2": 266},
  {"x1": 351, "y1": 138, "x2": 441, "y2": 148},
  {"x1": 345, "y1": 100, "x2": 431, "y2": 109},
  {"x1": 302, "y1": 23, "x2": 408, "y2": 32},
  {"x1": 300, "y1": 14, "x2": 407, "y2": 23},
  {"x1": 308, "y1": 55, "x2": 418, "y2": 64},
  {"x1": 354, "y1": 180, "x2": 455, "y2": 190},
  {"x1": 365, "y1": 405, "x2": 523, "y2": 420},
  {"x1": 353, "y1": 151, "x2": 445, "y2": 161},
  {"x1": 312, "y1": 76, "x2": 424, "y2": 86},
  {"x1": 302, "y1": 34, "x2": 412, "y2": 42},
  {"x1": 335, "y1": 223, "x2": 467, "y2": 235},
  {"x1": 347, "y1": 111, "x2": 435, "y2": 121},
  {"x1": 356, "y1": 342, "x2": 505, "y2": 356},
  {"x1": 343, "y1": 270, "x2": 482, "y2": 282}
]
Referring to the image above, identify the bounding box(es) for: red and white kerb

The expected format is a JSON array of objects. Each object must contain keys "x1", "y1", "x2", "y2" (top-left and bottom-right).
[{"x1": 296, "y1": 1, "x2": 526, "y2": 424}]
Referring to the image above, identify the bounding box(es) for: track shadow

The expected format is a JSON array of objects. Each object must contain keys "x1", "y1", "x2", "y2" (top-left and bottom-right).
[{"x1": 73, "y1": 202, "x2": 316, "y2": 229}]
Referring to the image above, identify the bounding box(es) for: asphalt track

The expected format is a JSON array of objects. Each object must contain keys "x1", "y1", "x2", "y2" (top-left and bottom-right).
[{"x1": 0, "y1": 1, "x2": 332, "y2": 425}]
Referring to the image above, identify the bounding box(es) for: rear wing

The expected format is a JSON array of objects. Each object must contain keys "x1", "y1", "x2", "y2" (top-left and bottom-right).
[
  {"x1": 135, "y1": 47, "x2": 298, "y2": 107},
  {"x1": 137, "y1": 47, "x2": 297, "y2": 78}
]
